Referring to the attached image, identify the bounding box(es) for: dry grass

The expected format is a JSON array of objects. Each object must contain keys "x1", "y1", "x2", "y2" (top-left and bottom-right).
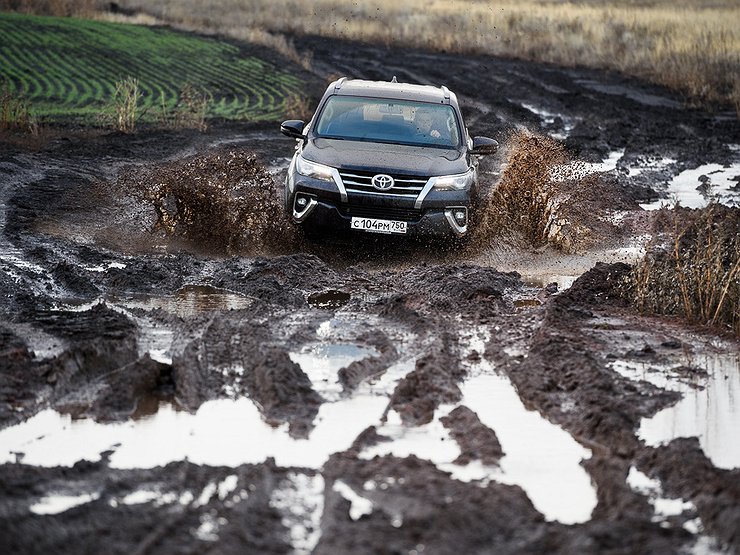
[
  {"x1": 283, "y1": 93, "x2": 313, "y2": 121},
  {"x1": 102, "y1": 0, "x2": 740, "y2": 111},
  {"x1": 0, "y1": 79, "x2": 38, "y2": 135},
  {"x1": 110, "y1": 76, "x2": 141, "y2": 132},
  {"x1": 5, "y1": 1, "x2": 737, "y2": 109},
  {"x1": 100, "y1": 0, "x2": 739, "y2": 111},
  {"x1": 0, "y1": 0, "x2": 98, "y2": 16},
  {"x1": 174, "y1": 83, "x2": 211, "y2": 131},
  {"x1": 629, "y1": 205, "x2": 740, "y2": 334}
]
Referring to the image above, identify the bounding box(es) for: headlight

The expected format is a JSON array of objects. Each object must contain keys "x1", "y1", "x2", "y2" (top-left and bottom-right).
[
  {"x1": 295, "y1": 155, "x2": 334, "y2": 182},
  {"x1": 432, "y1": 169, "x2": 475, "y2": 191}
]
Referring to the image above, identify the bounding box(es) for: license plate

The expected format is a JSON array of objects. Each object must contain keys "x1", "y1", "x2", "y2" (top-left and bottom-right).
[{"x1": 351, "y1": 217, "x2": 407, "y2": 235}]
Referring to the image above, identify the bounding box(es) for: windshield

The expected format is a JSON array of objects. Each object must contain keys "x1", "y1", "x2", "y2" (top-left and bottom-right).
[{"x1": 314, "y1": 95, "x2": 462, "y2": 149}]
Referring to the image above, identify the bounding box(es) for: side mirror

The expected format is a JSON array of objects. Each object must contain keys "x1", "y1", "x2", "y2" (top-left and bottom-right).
[
  {"x1": 280, "y1": 120, "x2": 306, "y2": 140},
  {"x1": 471, "y1": 136, "x2": 498, "y2": 155}
]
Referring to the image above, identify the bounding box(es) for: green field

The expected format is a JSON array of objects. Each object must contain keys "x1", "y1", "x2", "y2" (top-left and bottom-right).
[{"x1": 0, "y1": 12, "x2": 304, "y2": 123}]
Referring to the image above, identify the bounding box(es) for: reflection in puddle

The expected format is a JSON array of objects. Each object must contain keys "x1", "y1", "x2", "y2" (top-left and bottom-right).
[
  {"x1": 0, "y1": 396, "x2": 388, "y2": 469},
  {"x1": 289, "y1": 343, "x2": 379, "y2": 400},
  {"x1": 111, "y1": 285, "x2": 254, "y2": 317},
  {"x1": 627, "y1": 466, "x2": 697, "y2": 528},
  {"x1": 640, "y1": 163, "x2": 740, "y2": 210},
  {"x1": 307, "y1": 290, "x2": 351, "y2": 309},
  {"x1": 361, "y1": 370, "x2": 597, "y2": 525},
  {"x1": 518, "y1": 102, "x2": 576, "y2": 140},
  {"x1": 521, "y1": 274, "x2": 577, "y2": 291},
  {"x1": 30, "y1": 492, "x2": 100, "y2": 515},
  {"x1": 611, "y1": 353, "x2": 740, "y2": 469},
  {"x1": 270, "y1": 473, "x2": 325, "y2": 554}
]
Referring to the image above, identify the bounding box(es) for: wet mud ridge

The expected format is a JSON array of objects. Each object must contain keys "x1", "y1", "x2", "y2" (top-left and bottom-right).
[{"x1": 1, "y1": 36, "x2": 740, "y2": 555}]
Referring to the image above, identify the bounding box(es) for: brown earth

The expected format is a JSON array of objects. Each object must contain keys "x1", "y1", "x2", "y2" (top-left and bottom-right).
[{"x1": 0, "y1": 33, "x2": 738, "y2": 555}]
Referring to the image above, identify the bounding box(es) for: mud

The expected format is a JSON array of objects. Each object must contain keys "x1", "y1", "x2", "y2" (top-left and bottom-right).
[{"x1": 1, "y1": 32, "x2": 739, "y2": 555}]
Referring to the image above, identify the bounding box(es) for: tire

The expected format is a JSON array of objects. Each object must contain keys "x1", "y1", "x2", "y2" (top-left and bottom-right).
[{"x1": 283, "y1": 179, "x2": 293, "y2": 215}]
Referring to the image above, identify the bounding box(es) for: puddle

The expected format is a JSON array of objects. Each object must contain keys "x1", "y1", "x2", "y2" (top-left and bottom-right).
[
  {"x1": 289, "y1": 342, "x2": 379, "y2": 400},
  {"x1": 0, "y1": 331, "x2": 597, "y2": 524},
  {"x1": 456, "y1": 372, "x2": 596, "y2": 524},
  {"x1": 518, "y1": 101, "x2": 576, "y2": 140},
  {"x1": 333, "y1": 480, "x2": 374, "y2": 521},
  {"x1": 307, "y1": 290, "x2": 352, "y2": 309},
  {"x1": 626, "y1": 156, "x2": 676, "y2": 177},
  {"x1": 640, "y1": 163, "x2": 740, "y2": 210},
  {"x1": 521, "y1": 274, "x2": 578, "y2": 291},
  {"x1": 611, "y1": 353, "x2": 740, "y2": 469},
  {"x1": 0, "y1": 249, "x2": 46, "y2": 274},
  {"x1": 270, "y1": 473, "x2": 324, "y2": 554},
  {"x1": 109, "y1": 285, "x2": 254, "y2": 317},
  {"x1": 0, "y1": 394, "x2": 389, "y2": 469},
  {"x1": 30, "y1": 492, "x2": 100, "y2": 515},
  {"x1": 83, "y1": 262, "x2": 127, "y2": 273},
  {"x1": 360, "y1": 363, "x2": 597, "y2": 524},
  {"x1": 627, "y1": 466, "x2": 697, "y2": 529},
  {"x1": 52, "y1": 286, "x2": 254, "y2": 364}
]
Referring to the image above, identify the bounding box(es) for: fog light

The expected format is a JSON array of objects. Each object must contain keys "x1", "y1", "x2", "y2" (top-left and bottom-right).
[
  {"x1": 453, "y1": 209, "x2": 467, "y2": 223},
  {"x1": 296, "y1": 196, "x2": 308, "y2": 208}
]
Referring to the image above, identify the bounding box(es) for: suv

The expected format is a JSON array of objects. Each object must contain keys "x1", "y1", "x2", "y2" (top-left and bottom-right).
[{"x1": 280, "y1": 78, "x2": 498, "y2": 237}]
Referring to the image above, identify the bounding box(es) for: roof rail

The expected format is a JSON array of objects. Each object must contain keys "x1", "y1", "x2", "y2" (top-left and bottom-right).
[
  {"x1": 440, "y1": 85, "x2": 451, "y2": 103},
  {"x1": 334, "y1": 77, "x2": 347, "y2": 91}
]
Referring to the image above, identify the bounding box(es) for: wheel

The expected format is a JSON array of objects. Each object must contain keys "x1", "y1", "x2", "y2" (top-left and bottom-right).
[{"x1": 283, "y1": 178, "x2": 294, "y2": 214}]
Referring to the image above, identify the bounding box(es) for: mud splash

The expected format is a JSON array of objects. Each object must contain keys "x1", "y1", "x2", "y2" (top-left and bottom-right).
[
  {"x1": 471, "y1": 131, "x2": 637, "y2": 254},
  {"x1": 119, "y1": 148, "x2": 298, "y2": 254},
  {"x1": 473, "y1": 131, "x2": 568, "y2": 249}
]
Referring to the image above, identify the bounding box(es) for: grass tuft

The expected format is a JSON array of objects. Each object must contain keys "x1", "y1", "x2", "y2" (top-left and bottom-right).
[
  {"x1": 283, "y1": 93, "x2": 313, "y2": 121},
  {"x1": 111, "y1": 75, "x2": 141, "y2": 132},
  {"x1": 174, "y1": 83, "x2": 211, "y2": 131},
  {"x1": 0, "y1": 79, "x2": 38, "y2": 135},
  {"x1": 628, "y1": 205, "x2": 740, "y2": 334}
]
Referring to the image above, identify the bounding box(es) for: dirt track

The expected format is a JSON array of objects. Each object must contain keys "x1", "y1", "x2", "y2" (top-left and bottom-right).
[{"x1": 1, "y1": 34, "x2": 739, "y2": 554}]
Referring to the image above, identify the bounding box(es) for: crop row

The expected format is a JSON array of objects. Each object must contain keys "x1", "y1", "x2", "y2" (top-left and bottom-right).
[{"x1": 0, "y1": 13, "x2": 303, "y2": 122}]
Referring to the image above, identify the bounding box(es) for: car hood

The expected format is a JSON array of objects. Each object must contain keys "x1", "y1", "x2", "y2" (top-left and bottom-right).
[{"x1": 302, "y1": 138, "x2": 468, "y2": 176}]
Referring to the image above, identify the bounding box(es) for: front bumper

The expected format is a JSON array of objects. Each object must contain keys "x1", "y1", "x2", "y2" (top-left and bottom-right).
[{"x1": 289, "y1": 174, "x2": 471, "y2": 237}]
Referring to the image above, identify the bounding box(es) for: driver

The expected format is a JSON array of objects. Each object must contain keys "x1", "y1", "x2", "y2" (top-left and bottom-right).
[{"x1": 413, "y1": 109, "x2": 442, "y2": 139}]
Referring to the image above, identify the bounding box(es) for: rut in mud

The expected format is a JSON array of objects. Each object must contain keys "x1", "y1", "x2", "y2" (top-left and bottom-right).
[{"x1": 1, "y1": 32, "x2": 739, "y2": 555}]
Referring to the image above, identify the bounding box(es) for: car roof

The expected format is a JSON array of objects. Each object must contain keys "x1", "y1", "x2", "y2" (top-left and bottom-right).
[{"x1": 327, "y1": 78, "x2": 459, "y2": 107}]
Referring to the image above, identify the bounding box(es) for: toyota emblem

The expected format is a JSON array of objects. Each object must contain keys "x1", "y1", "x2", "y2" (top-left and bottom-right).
[{"x1": 371, "y1": 174, "x2": 394, "y2": 191}]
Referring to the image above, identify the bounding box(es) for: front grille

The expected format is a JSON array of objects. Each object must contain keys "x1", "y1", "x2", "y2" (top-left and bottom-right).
[
  {"x1": 338, "y1": 169, "x2": 428, "y2": 198},
  {"x1": 339, "y1": 204, "x2": 423, "y2": 222}
]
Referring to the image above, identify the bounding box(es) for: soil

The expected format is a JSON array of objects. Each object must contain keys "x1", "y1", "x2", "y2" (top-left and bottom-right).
[{"x1": 1, "y1": 33, "x2": 739, "y2": 555}]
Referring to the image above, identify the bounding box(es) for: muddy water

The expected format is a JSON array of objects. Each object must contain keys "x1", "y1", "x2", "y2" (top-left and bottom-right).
[
  {"x1": 0, "y1": 375, "x2": 598, "y2": 524},
  {"x1": 639, "y1": 162, "x2": 740, "y2": 210},
  {"x1": 611, "y1": 353, "x2": 740, "y2": 469},
  {"x1": 0, "y1": 317, "x2": 600, "y2": 526}
]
